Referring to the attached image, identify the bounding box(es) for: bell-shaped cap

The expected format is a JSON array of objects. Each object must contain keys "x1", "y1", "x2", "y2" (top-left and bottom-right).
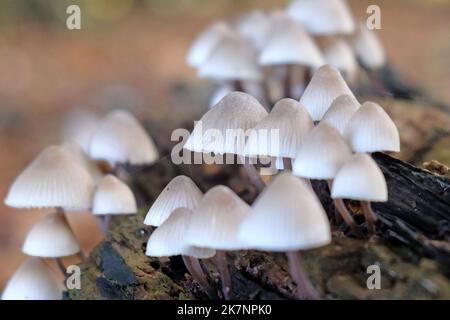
[
  {"x1": 344, "y1": 101, "x2": 400, "y2": 153},
  {"x1": 245, "y1": 98, "x2": 313, "y2": 158},
  {"x1": 61, "y1": 140, "x2": 103, "y2": 182},
  {"x1": 331, "y1": 153, "x2": 388, "y2": 202},
  {"x1": 259, "y1": 13, "x2": 324, "y2": 68},
  {"x1": 322, "y1": 38, "x2": 358, "y2": 81},
  {"x1": 239, "y1": 172, "x2": 331, "y2": 251},
  {"x1": 2, "y1": 258, "x2": 63, "y2": 300},
  {"x1": 184, "y1": 92, "x2": 268, "y2": 155},
  {"x1": 92, "y1": 175, "x2": 137, "y2": 215},
  {"x1": 22, "y1": 212, "x2": 80, "y2": 257},
  {"x1": 208, "y1": 84, "x2": 233, "y2": 109},
  {"x1": 198, "y1": 33, "x2": 263, "y2": 81},
  {"x1": 322, "y1": 94, "x2": 360, "y2": 135},
  {"x1": 287, "y1": 0, "x2": 355, "y2": 35},
  {"x1": 4, "y1": 146, "x2": 95, "y2": 210},
  {"x1": 186, "y1": 185, "x2": 251, "y2": 250},
  {"x1": 293, "y1": 123, "x2": 352, "y2": 179},
  {"x1": 89, "y1": 110, "x2": 159, "y2": 165},
  {"x1": 146, "y1": 208, "x2": 215, "y2": 259},
  {"x1": 235, "y1": 10, "x2": 271, "y2": 50},
  {"x1": 300, "y1": 65, "x2": 355, "y2": 121},
  {"x1": 187, "y1": 21, "x2": 234, "y2": 68},
  {"x1": 144, "y1": 175, "x2": 203, "y2": 227},
  {"x1": 351, "y1": 23, "x2": 386, "y2": 70}
]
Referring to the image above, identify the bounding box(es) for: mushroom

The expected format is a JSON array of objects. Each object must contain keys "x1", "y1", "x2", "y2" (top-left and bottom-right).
[
  {"x1": 239, "y1": 172, "x2": 331, "y2": 299},
  {"x1": 292, "y1": 123, "x2": 362, "y2": 237},
  {"x1": 197, "y1": 32, "x2": 263, "y2": 92},
  {"x1": 344, "y1": 101, "x2": 400, "y2": 154},
  {"x1": 185, "y1": 185, "x2": 251, "y2": 299},
  {"x1": 89, "y1": 110, "x2": 159, "y2": 180},
  {"x1": 235, "y1": 10, "x2": 271, "y2": 51},
  {"x1": 187, "y1": 21, "x2": 234, "y2": 68},
  {"x1": 321, "y1": 94, "x2": 361, "y2": 135},
  {"x1": 61, "y1": 108, "x2": 99, "y2": 153},
  {"x1": 259, "y1": 12, "x2": 324, "y2": 98},
  {"x1": 331, "y1": 153, "x2": 388, "y2": 234},
  {"x1": 321, "y1": 38, "x2": 358, "y2": 83},
  {"x1": 92, "y1": 174, "x2": 137, "y2": 233},
  {"x1": 146, "y1": 208, "x2": 217, "y2": 299},
  {"x1": 351, "y1": 22, "x2": 386, "y2": 71},
  {"x1": 300, "y1": 65, "x2": 356, "y2": 121},
  {"x1": 22, "y1": 212, "x2": 81, "y2": 273},
  {"x1": 245, "y1": 98, "x2": 313, "y2": 172},
  {"x1": 2, "y1": 257, "x2": 63, "y2": 300},
  {"x1": 144, "y1": 175, "x2": 203, "y2": 227},
  {"x1": 184, "y1": 92, "x2": 268, "y2": 193},
  {"x1": 61, "y1": 140, "x2": 103, "y2": 182},
  {"x1": 287, "y1": 0, "x2": 355, "y2": 36}
]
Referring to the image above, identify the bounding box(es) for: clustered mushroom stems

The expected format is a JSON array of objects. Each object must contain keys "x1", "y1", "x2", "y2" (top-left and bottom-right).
[
  {"x1": 56, "y1": 207, "x2": 86, "y2": 260},
  {"x1": 181, "y1": 255, "x2": 218, "y2": 300},
  {"x1": 215, "y1": 250, "x2": 233, "y2": 300},
  {"x1": 286, "y1": 251, "x2": 319, "y2": 300},
  {"x1": 239, "y1": 155, "x2": 266, "y2": 194}
]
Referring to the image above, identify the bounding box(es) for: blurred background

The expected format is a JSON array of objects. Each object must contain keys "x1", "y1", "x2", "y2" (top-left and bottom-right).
[{"x1": 0, "y1": 0, "x2": 449, "y2": 289}]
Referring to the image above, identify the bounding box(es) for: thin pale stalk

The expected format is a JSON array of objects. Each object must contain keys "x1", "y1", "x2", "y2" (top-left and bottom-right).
[
  {"x1": 362, "y1": 201, "x2": 378, "y2": 235},
  {"x1": 286, "y1": 251, "x2": 319, "y2": 300},
  {"x1": 334, "y1": 198, "x2": 364, "y2": 239},
  {"x1": 216, "y1": 250, "x2": 233, "y2": 300},
  {"x1": 182, "y1": 255, "x2": 218, "y2": 299}
]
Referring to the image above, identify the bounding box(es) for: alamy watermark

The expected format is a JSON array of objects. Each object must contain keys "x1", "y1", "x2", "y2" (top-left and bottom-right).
[
  {"x1": 66, "y1": 5, "x2": 81, "y2": 30},
  {"x1": 367, "y1": 5, "x2": 382, "y2": 30}
]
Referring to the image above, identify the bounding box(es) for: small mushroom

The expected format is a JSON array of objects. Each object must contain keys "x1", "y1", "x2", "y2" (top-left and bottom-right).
[
  {"x1": 239, "y1": 172, "x2": 331, "y2": 299},
  {"x1": 292, "y1": 123, "x2": 362, "y2": 237},
  {"x1": 144, "y1": 175, "x2": 203, "y2": 227},
  {"x1": 321, "y1": 38, "x2": 358, "y2": 83},
  {"x1": 185, "y1": 186, "x2": 251, "y2": 300},
  {"x1": 2, "y1": 257, "x2": 63, "y2": 300},
  {"x1": 300, "y1": 65, "x2": 356, "y2": 121},
  {"x1": 92, "y1": 174, "x2": 137, "y2": 233},
  {"x1": 331, "y1": 153, "x2": 388, "y2": 234},
  {"x1": 321, "y1": 94, "x2": 361, "y2": 135},
  {"x1": 146, "y1": 208, "x2": 217, "y2": 299}
]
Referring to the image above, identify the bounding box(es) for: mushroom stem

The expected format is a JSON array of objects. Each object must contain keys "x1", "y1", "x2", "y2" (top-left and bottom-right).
[
  {"x1": 327, "y1": 180, "x2": 342, "y2": 224},
  {"x1": 56, "y1": 207, "x2": 87, "y2": 258},
  {"x1": 283, "y1": 157, "x2": 292, "y2": 171},
  {"x1": 334, "y1": 198, "x2": 364, "y2": 239},
  {"x1": 182, "y1": 255, "x2": 217, "y2": 299},
  {"x1": 215, "y1": 250, "x2": 233, "y2": 300},
  {"x1": 286, "y1": 251, "x2": 319, "y2": 300},
  {"x1": 284, "y1": 64, "x2": 292, "y2": 98},
  {"x1": 361, "y1": 201, "x2": 378, "y2": 235},
  {"x1": 232, "y1": 80, "x2": 244, "y2": 92},
  {"x1": 262, "y1": 81, "x2": 273, "y2": 110},
  {"x1": 239, "y1": 156, "x2": 265, "y2": 193},
  {"x1": 55, "y1": 258, "x2": 66, "y2": 275}
]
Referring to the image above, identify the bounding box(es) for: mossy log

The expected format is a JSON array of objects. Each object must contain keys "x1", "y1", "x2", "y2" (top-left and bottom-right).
[{"x1": 66, "y1": 151, "x2": 450, "y2": 300}]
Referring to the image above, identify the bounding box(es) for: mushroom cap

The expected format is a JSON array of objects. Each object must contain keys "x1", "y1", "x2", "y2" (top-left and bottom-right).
[
  {"x1": 184, "y1": 92, "x2": 268, "y2": 155},
  {"x1": 235, "y1": 10, "x2": 271, "y2": 50},
  {"x1": 293, "y1": 123, "x2": 352, "y2": 179},
  {"x1": 61, "y1": 109, "x2": 99, "y2": 153},
  {"x1": 287, "y1": 0, "x2": 355, "y2": 35},
  {"x1": 61, "y1": 140, "x2": 103, "y2": 182},
  {"x1": 322, "y1": 38, "x2": 358, "y2": 81},
  {"x1": 344, "y1": 101, "x2": 400, "y2": 153},
  {"x1": 186, "y1": 185, "x2": 251, "y2": 250},
  {"x1": 144, "y1": 175, "x2": 203, "y2": 227},
  {"x1": 239, "y1": 172, "x2": 331, "y2": 251},
  {"x1": 2, "y1": 258, "x2": 63, "y2": 300},
  {"x1": 245, "y1": 98, "x2": 314, "y2": 158},
  {"x1": 331, "y1": 153, "x2": 388, "y2": 202},
  {"x1": 321, "y1": 94, "x2": 360, "y2": 135},
  {"x1": 4, "y1": 146, "x2": 95, "y2": 210},
  {"x1": 92, "y1": 174, "x2": 137, "y2": 215},
  {"x1": 299, "y1": 65, "x2": 356, "y2": 121},
  {"x1": 187, "y1": 21, "x2": 234, "y2": 67},
  {"x1": 89, "y1": 110, "x2": 159, "y2": 165},
  {"x1": 208, "y1": 84, "x2": 233, "y2": 109},
  {"x1": 146, "y1": 208, "x2": 215, "y2": 259},
  {"x1": 22, "y1": 212, "x2": 80, "y2": 257},
  {"x1": 351, "y1": 23, "x2": 386, "y2": 70},
  {"x1": 259, "y1": 13, "x2": 324, "y2": 68},
  {"x1": 198, "y1": 33, "x2": 263, "y2": 81}
]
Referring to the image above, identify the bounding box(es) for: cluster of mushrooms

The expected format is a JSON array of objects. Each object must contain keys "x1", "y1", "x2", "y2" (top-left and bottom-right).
[
  {"x1": 2, "y1": 110, "x2": 160, "y2": 299},
  {"x1": 141, "y1": 0, "x2": 399, "y2": 300}
]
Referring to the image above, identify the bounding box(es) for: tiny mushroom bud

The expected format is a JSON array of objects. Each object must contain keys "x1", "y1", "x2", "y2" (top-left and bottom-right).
[
  {"x1": 287, "y1": 0, "x2": 356, "y2": 36},
  {"x1": 144, "y1": 175, "x2": 203, "y2": 227},
  {"x1": 2, "y1": 258, "x2": 63, "y2": 300},
  {"x1": 300, "y1": 65, "x2": 356, "y2": 121},
  {"x1": 332, "y1": 153, "x2": 388, "y2": 234},
  {"x1": 344, "y1": 101, "x2": 400, "y2": 153},
  {"x1": 321, "y1": 94, "x2": 360, "y2": 135},
  {"x1": 89, "y1": 110, "x2": 159, "y2": 167},
  {"x1": 186, "y1": 185, "x2": 251, "y2": 299},
  {"x1": 239, "y1": 172, "x2": 331, "y2": 299},
  {"x1": 146, "y1": 208, "x2": 217, "y2": 299}
]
